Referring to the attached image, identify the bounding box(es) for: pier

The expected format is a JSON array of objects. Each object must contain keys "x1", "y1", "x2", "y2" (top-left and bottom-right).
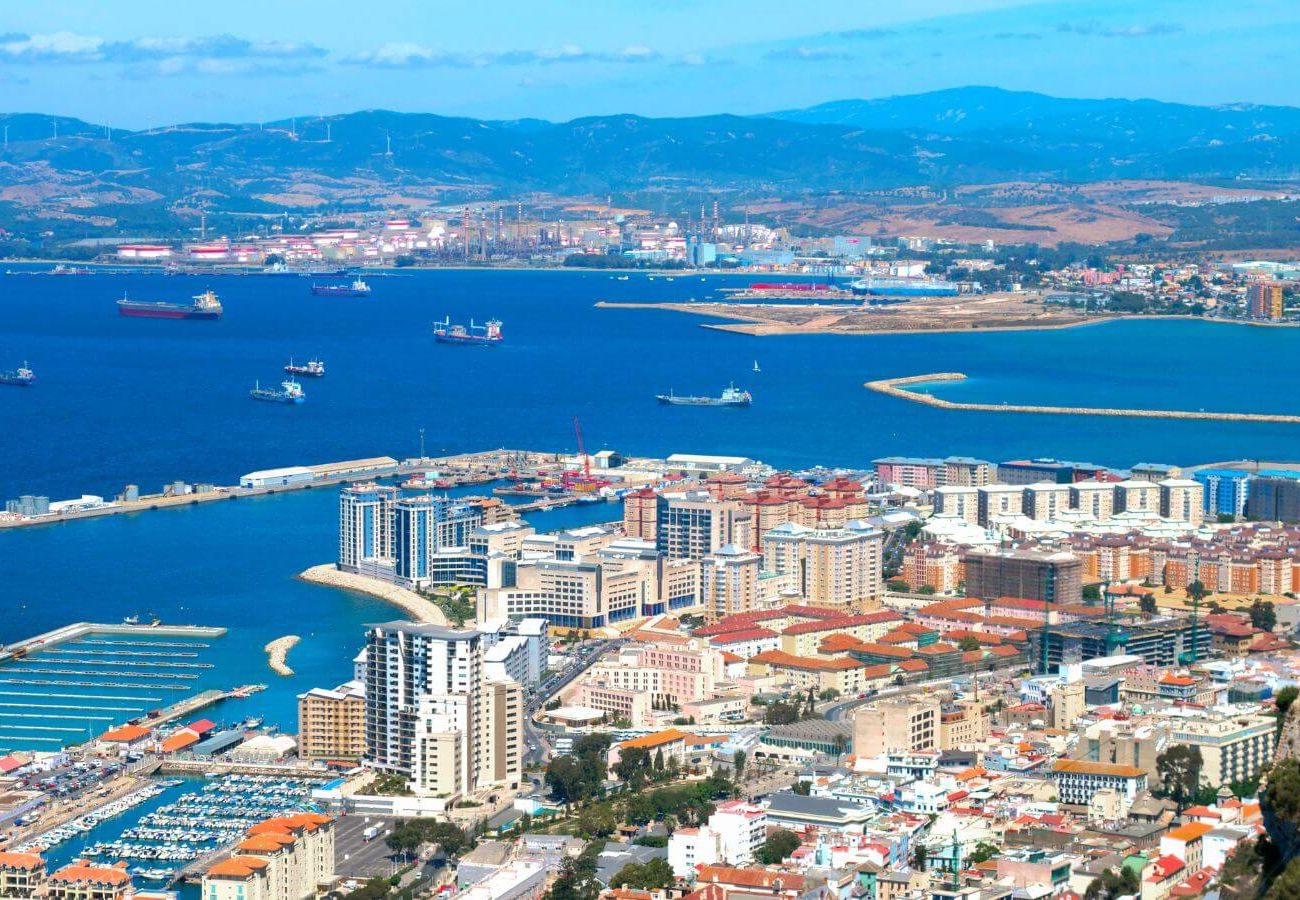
[
  {"x1": 0, "y1": 450, "x2": 548, "y2": 531},
  {"x1": 866, "y1": 372, "x2": 1300, "y2": 424}
]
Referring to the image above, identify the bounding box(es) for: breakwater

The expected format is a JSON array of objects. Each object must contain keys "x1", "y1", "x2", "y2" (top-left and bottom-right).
[
  {"x1": 298, "y1": 564, "x2": 448, "y2": 625},
  {"x1": 866, "y1": 373, "x2": 1300, "y2": 424},
  {"x1": 263, "y1": 635, "x2": 300, "y2": 676}
]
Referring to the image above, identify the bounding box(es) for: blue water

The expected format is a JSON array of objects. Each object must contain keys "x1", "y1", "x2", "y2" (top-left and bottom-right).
[{"x1": 4, "y1": 268, "x2": 1300, "y2": 727}]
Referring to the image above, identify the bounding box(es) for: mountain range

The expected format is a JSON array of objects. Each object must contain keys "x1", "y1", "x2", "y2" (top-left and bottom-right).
[{"x1": 2, "y1": 87, "x2": 1299, "y2": 243}]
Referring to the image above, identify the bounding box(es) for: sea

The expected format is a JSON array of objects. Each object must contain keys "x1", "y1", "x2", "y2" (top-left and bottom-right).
[{"x1": 3, "y1": 266, "x2": 1300, "y2": 733}]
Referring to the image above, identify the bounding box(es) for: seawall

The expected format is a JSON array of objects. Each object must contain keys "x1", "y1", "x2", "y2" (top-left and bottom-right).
[{"x1": 865, "y1": 372, "x2": 1300, "y2": 424}]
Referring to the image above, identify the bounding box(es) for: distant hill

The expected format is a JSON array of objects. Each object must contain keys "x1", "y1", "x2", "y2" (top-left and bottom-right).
[{"x1": 2, "y1": 87, "x2": 1300, "y2": 243}]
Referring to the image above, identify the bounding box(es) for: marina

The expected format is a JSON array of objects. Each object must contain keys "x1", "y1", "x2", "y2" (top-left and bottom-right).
[
  {"x1": 19, "y1": 773, "x2": 322, "y2": 884},
  {"x1": 0, "y1": 624, "x2": 230, "y2": 752}
]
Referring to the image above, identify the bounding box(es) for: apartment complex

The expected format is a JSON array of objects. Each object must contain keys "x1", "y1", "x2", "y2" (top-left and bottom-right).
[
  {"x1": 761, "y1": 522, "x2": 883, "y2": 612},
  {"x1": 1246, "y1": 281, "x2": 1284, "y2": 320},
  {"x1": 202, "y1": 814, "x2": 334, "y2": 900},
  {"x1": 363, "y1": 622, "x2": 522, "y2": 798},
  {"x1": 963, "y1": 548, "x2": 1083, "y2": 605},
  {"x1": 852, "y1": 696, "x2": 940, "y2": 758},
  {"x1": 296, "y1": 680, "x2": 365, "y2": 762}
]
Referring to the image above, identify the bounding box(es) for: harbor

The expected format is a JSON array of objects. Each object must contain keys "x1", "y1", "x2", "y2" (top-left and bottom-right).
[{"x1": 0, "y1": 623, "x2": 260, "y2": 753}]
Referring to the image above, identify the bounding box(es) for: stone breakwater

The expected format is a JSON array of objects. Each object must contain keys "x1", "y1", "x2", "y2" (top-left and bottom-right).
[
  {"x1": 866, "y1": 372, "x2": 1300, "y2": 424},
  {"x1": 264, "y1": 635, "x2": 300, "y2": 676},
  {"x1": 297, "y1": 564, "x2": 448, "y2": 626}
]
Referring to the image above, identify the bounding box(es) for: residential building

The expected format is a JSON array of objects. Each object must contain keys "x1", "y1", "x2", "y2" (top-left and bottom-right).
[
  {"x1": 761, "y1": 522, "x2": 883, "y2": 612},
  {"x1": 1023, "y1": 483, "x2": 1071, "y2": 520},
  {"x1": 338, "y1": 483, "x2": 396, "y2": 571},
  {"x1": 0, "y1": 853, "x2": 45, "y2": 897},
  {"x1": 852, "y1": 695, "x2": 940, "y2": 757},
  {"x1": 1248, "y1": 476, "x2": 1300, "y2": 523},
  {"x1": 1159, "y1": 479, "x2": 1205, "y2": 525},
  {"x1": 1114, "y1": 479, "x2": 1161, "y2": 514},
  {"x1": 45, "y1": 862, "x2": 132, "y2": 900},
  {"x1": 202, "y1": 814, "x2": 335, "y2": 900},
  {"x1": 1051, "y1": 759, "x2": 1148, "y2": 804},
  {"x1": 655, "y1": 492, "x2": 753, "y2": 560},
  {"x1": 1246, "y1": 281, "x2": 1284, "y2": 320},
  {"x1": 700, "y1": 545, "x2": 762, "y2": 622},
  {"x1": 962, "y1": 548, "x2": 1083, "y2": 605},
  {"x1": 934, "y1": 487, "x2": 979, "y2": 524},
  {"x1": 978, "y1": 484, "x2": 1024, "y2": 525},
  {"x1": 297, "y1": 680, "x2": 365, "y2": 762},
  {"x1": 1169, "y1": 710, "x2": 1275, "y2": 787},
  {"x1": 1193, "y1": 469, "x2": 1253, "y2": 518}
]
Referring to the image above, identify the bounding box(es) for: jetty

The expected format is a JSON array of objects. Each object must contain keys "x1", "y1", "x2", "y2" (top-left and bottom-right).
[
  {"x1": 866, "y1": 372, "x2": 1300, "y2": 424},
  {"x1": 263, "y1": 635, "x2": 300, "y2": 676},
  {"x1": 0, "y1": 449, "x2": 548, "y2": 531},
  {"x1": 298, "y1": 564, "x2": 448, "y2": 625}
]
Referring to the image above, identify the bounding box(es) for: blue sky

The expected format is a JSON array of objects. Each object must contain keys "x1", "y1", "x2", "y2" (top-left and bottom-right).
[{"x1": 2, "y1": 0, "x2": 1298, "y2": 127}]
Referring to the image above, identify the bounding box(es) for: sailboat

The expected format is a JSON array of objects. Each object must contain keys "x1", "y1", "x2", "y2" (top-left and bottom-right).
[{"x1": 752, "y1": 360, "x2": 761, "y2": 374}]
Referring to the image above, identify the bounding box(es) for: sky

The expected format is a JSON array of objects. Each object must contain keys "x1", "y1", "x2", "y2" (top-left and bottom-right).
[{"x1": 1, "y1": 0, "x2": 1298, "y2": 127}]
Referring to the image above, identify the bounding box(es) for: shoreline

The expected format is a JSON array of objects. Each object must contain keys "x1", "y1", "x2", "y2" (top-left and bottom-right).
[
  {"x1": 264, "y1": 635, "x2": 301, "y2": 676},
  {"x1": 598, "y1": 300, "x2": 1300, "y2": 337},
  {"x1": 298, "y1": 564, "x2": 449, "y2": 625},
  {"x1": 866, "y1": 372, "x2": 1300, "y2": 424}
]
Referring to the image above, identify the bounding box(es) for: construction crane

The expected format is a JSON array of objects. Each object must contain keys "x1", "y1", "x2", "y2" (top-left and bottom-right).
[{"x1": 573, "y1": 416, "x2": 591, "y2": 482}]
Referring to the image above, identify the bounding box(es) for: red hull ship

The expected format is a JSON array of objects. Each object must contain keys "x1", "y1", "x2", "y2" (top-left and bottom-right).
[{"x1": 118, "y1": 290, "x2": 223, "y2": 320}]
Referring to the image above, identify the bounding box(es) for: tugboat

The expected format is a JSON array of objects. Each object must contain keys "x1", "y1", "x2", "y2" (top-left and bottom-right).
[
  {"x1": 311, "y1": 278, "x2": 371, "y2": 297},
  {"x1": 250, "y1": 379, "x2": 305, "y2": 404},
  {"x1": 433, "y1": 317, "x2": 503, "y2": 346},
  {"x1": 284, "y1": 357, "x2": 325, "y2": 377},
  {"x1": 117, "y1": 290, "x2": 223, "y2": 320},
  {"x1": 656, "y1": 383, "x2": 752, "y2": 407},
  {"x1": 0, "y1": 361, "x2": 35, "y2": 386}
]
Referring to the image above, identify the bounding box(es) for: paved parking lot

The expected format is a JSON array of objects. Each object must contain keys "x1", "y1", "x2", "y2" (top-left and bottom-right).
[{"x1": 335, "y1": 815, "x2": 401, "y2": 879}]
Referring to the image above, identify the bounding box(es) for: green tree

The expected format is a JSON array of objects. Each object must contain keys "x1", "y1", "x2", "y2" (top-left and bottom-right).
[
  {"x1": 733, "y1": 749, "x2": 747, "y2": 781},
  {"x1": 610, "y1": 858, "x2": 675, "y2": 890},
  {"x1": 1251, "y1": 598, "x2": 1278, "y2": 632},
  {"x1": 1277, "y1": 686, "x2": 1299, "y2": 741},
  {"x1": 818, "y1": 688, "x2": 840, "y2": 701},
  {"x1": 614, "y1": 746, "x2": 651, "y2": 789},
  {"x1": 1263, "y1": 757, "x2": 1300, "y2": 865},
  {"x1": 1188, "y1": 580, "x2": 1209, "y2": 605},
  {"x1": 957, "y1": 635, "x2": 981, "y2": 652},
  {"x1": 792, "y1": 780, "x2": 811, "y2": 796},
  {"x1": 1155, "y1": 744, "x2": 1203, "y2": 812},
  {"x1": 1082, "y1": 583, "x2": 1102, "y2": 602},
  {"x1": 756, "y1": 828, "x2": 801, "y2": 864},
  {"x1": 968, "y1": 842, "x2": 1000, "y2": 864},
  {"x1": 1139, "y1": 594, "x2": 1158, "y2": 615},
  {"x1": 914, "y1": 844, "x2": 928, "y2": 872},
  {"x1": 886, "y1": 579, "x2": 911, "y2": 592}
]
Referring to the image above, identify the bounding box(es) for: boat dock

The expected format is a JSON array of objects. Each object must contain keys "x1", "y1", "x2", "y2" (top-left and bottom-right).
[{"x1": 0, "y1": 624, "x2": 238, "y2": 753}]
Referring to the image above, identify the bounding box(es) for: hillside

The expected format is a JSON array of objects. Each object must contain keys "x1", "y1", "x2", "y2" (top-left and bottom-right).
[{"x1": 2, "y1": 87, "x2": 1299, "y2": 245}]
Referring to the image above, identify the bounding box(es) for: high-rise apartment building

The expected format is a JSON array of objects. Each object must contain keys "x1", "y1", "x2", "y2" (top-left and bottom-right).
[
  {"x1": 363, "y1": 622, "x2": 522, "y2": 798},
  {"x1": 655, "y1": 492, "x2": 753, "y2": 560},
  {"x1": 338, "y1": 483, "x2": 397, "y2": 570},
  {"x1": 1158, "y1": 479, "x2": 1206, "y2": 525},
  {"x1": 297, "y1": 680, "x2": 365, "y2": 762},
  {"x1": 963, "y1": 548, "x2": 1083, "y2": 604},
  {"x1": 1246, "y1": 282, "x2": 1284, "y2": 320},
  {"x1": 761, "y1": 521, "x2": 883, "y2": 612},
  {"x1": 700, "y1": 545, "x2": 762, "y2": 622}
]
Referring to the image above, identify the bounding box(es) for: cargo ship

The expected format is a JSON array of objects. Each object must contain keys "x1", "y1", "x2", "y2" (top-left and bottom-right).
[
  {"x1": 656, "y1": 384, "x2": 752, "y2": 407},
  {"x1": 433, "y1": 317, "x2": 503, "y2": 346},
  {"x1": 0, "y1": 361, "x2": 35, "y2": 387},
  {"x1": 117, "y1": 289, "x2": 223, "y2": 320},
  {"x1": 284, "y1": 358, "x2": 325, "y2": 377},
  {"x1": 311, "y1": 278, "x2": 371, "y2": 297},
  {"x1": 250, "y1": 379, "x2": 305, "y2": 404},
  {"x1": 848, "y1": 277, "x2": 959, "y2": 298}
]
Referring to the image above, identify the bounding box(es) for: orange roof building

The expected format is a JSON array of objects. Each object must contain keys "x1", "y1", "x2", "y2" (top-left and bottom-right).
[{"x1": 98, "y1": 724, "x2": 150, "y2": 745}]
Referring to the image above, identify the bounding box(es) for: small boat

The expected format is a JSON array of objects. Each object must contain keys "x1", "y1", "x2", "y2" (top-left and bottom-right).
[
  {"x1": 311, "y1": 278, "x2": 370, "y2": 297},
  {"x1": 284, "y1": 357, "x2": 325, "y2": 377},
  {"x1": 656, "y1": 383, "x2": 752, "y2": 407},
  {"x1": 250, "y1": 379, "x2": 305, "y2": 404},
  {"x1": 752, "y1": 360, "x2": 761, "y2": 373},
  {"x1": 0, "y1": 361, "x2": 35, "y2": 386},
  {"x1": 123, "y1": 615, "x2": 140, "y2": 626}
]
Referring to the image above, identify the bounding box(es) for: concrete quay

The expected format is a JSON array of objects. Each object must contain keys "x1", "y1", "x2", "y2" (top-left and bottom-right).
[{"x1": 867, "y1": 372, "x2": 1300, "y2": 424}]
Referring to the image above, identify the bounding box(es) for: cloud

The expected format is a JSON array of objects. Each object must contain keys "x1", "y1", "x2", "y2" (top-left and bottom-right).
[
  {"x1": 0, "y1": 30, "x2": 328, "y2": 69},
  {"x1": 764, "y1": 46, "x2": 854, "y2": 62},
  {"x1": 0, "y1": 31, "x2": 104, "y2": 62},
  {"x1": 346, "y1": 42, "x2": 663, "y2": 69},
  {"x1": 1056, "y1": 21, "x2": 1184, "y2": 38}
]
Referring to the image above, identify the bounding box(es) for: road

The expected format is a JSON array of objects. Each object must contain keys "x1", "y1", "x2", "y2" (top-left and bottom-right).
[
  {"x1": 523, "y1": 637, "x2": 627, "y2": 766},
  {"x1": 823, "y1": 664, "x2": 1024, "y2": 721}
]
